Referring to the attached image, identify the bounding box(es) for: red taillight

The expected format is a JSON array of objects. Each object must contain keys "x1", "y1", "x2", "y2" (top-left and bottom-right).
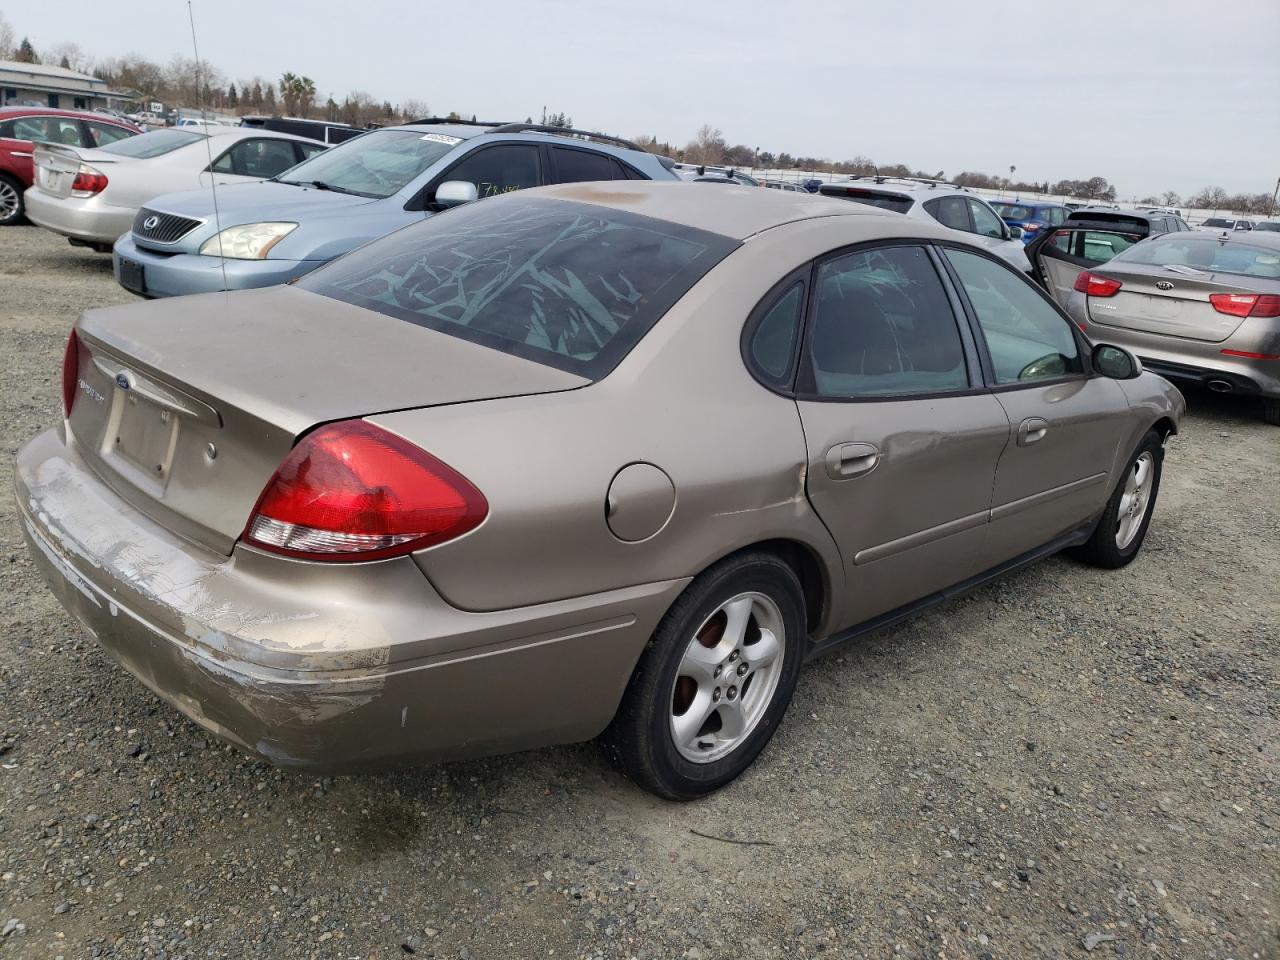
[
  {"x1": 61, "y1": 328, "x2": 79, "y2": 417},
  {"x1": 70, "y1": 164, "x2": 108, "y2": 196},
  {"x1": 1220, "y1": 348, "x2": 1280, "y2": 361},
  {"x1": 1024, "y1": 221, "x2": 1045, "y2": 232},
  {"x1": 1073, "y1": 271, "x2": 1122, "y2": 297},
  {"x1": 243, "y1": 420, "x2": 488, "y2": 562},
  {"x1": 1209, "y1": 293, "x2": 1280, "y2": 319}
]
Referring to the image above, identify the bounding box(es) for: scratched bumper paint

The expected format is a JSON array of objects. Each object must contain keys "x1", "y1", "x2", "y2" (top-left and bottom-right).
[{"x1": 15, "y1": 429, "x2": 685, "y2": 772}]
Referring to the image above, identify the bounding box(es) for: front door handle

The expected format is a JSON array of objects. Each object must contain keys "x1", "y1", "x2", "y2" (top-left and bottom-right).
[
  {"x1": 825, "y1": 442, "x2": 880, "y2": 480},
  {"x1": 1017, "y1": 417, "x2": 1049, "y2": 446}
]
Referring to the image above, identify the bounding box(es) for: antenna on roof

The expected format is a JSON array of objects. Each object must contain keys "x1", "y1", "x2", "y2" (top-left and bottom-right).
[{"x1": 186, "y1": 0, "x2": 227, "y2": 292}]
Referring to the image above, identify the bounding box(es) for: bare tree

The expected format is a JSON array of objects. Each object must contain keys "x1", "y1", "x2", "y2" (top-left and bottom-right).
[
  {"x1": 0, "y1": 13, "x2": 17, "y2": 60},
  {"x1": 400, "y1": 98, "x2": 430, "y2": 120},
  {"x1": 46, "y1": 41, "x2": 91, "y2": 73},
  {"x1": 684, "y1": 124, "x2": 726, "y2": 165}
]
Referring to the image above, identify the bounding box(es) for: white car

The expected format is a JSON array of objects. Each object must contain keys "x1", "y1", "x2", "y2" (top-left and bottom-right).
[
  {"x1": 24, "y1": 127, "x2": 326, "y2": 250},
  {"x1": 818, "y1": 177, "x2": 1032, "y2": 273}
]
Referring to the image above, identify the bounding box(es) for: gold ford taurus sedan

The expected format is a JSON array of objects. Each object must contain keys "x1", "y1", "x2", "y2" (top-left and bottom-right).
[{"x1": 15, "y1": 182, "x2": 1184, "y2": 798}]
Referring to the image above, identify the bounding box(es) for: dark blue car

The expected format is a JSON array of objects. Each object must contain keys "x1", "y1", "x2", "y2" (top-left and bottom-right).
[{"x1": 988, "y1": 198, "x2": 1069, "y2": 244}]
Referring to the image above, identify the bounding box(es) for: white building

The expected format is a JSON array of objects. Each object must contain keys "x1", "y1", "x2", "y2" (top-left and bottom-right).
[{"x1": 0, "y1": 60, "x2": 133, "y2": 111}]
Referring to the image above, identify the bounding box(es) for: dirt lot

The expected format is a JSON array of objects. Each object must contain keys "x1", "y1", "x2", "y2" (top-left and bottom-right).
[{"x1": 0, "y1": 224, "x2": 1276, "y2": 960}]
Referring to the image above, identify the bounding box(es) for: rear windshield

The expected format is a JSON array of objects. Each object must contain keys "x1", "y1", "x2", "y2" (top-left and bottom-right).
[
  {"x1": 99, "y1": 128, "x2": 204, "y2": 158},
  {"x1": 1201, "y1": 218, "x2": 1235, "y2": 228},
  {"x1": 276, "y1": 128, "x2": 457, "y2": 198},
  {"x1": 1066, "y1": 211, "x2": 1149, "y2": 232},
  {"x1": 299, "y1": 195, "x2": 739, "y2": 377},
  {"x1": 991, "y1": 203, "x2": 1036, "y2": 220},
  {"x1": 1115, "y1": 236, "x2": 1280, "y2": 279},
  {"x1": 818, "y1": 186, "x2": 913, "y2": 214}
]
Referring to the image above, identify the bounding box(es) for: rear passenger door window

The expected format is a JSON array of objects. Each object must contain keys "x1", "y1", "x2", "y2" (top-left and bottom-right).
[
  {"x1": 944, "y1": 247, "x2": 1080, "y2": 384},
  {"x1": 442, "y1": 144, "x2": 541, "y2": 198},
  {"x1": 552, "y1": 147, "x2": 615, "y2": 184},
  {"x1": 212, "y1": 138, "x2": 300, "y2": 178},
  {"x1": 803, "y1": 245, "x2": 969, "y2": 397},
  {"x1": 84, "y1": 120, "x2": 133, "y2": 147},
  {"x1": 924, "y1": 196, "x2": 970, "y2": 232}
]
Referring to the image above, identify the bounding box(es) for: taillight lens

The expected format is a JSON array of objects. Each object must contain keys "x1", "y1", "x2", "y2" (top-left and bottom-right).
[
  {"x1": 70, "y1": 164, "x2": 108, "y2": 196},
  {"x1": 1209, "y1": 293, "x2": 1280, "y2": 318},
  {"x1": 243, "y1": 420, "x2": 488, "y2": 562},
  {"x1": 61, "y1": 328, "x2": 79, "y2": 417},
  {"x1": 1024, "y1": 221, "x2": 1045, "y2": 232},
  {"x1": 1073, "y1": 271, "x2": 1122, "y2": 297}
]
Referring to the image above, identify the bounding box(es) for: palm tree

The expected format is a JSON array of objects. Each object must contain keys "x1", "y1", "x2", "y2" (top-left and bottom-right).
[
  {"x1": 298, "y1": 77, "x2": 316, "y2": 118},
  {"x1": 279, "y1": 72, "x2": 299, "y2": 116}
]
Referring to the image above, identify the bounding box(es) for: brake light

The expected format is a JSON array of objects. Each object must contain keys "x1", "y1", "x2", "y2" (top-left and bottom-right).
[
  {"x1": 70, "y1": 164, "x2": 108, "y2": 196},
  {"x1": 1209, "y1": 293, "x2": 1280, "y2": 318},
  {"x1": 1220, "y1": 348, "x2": 1280, "y2": 361},
  {"x1": 243, "y1": 420, "x2": 488, "y2": 562},
  {"x1": 1024, "y1": 221, "x2": 1045, "y2": 232},
  {"x1": 61, "y1": 328, "x2": 79, "y2": 417},
  {"x1": 1073, "y1": 271, "x2": 1122, "y2": 297}
]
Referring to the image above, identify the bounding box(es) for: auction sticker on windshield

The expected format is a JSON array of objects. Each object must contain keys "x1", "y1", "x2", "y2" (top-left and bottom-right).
[{"x1": 421, "y1": 134, "x2": 462, "y2": 144}]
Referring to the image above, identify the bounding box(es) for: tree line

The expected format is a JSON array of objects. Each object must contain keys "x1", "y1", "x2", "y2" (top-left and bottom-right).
[{"x1": 1, "y1": 16, "x2": 1270, "y2": 214}]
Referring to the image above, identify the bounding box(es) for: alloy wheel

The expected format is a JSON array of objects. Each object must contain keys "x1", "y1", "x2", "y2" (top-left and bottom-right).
[
  {"x1": 669, "y1": 592, "x2": 785, "y2": 764},
  {"x1": 1116, "y1": 451, "x2": 1154, "y2": 549},
  {"x1": 0, "y1": 180, "x2": 19, "y2": 223}
]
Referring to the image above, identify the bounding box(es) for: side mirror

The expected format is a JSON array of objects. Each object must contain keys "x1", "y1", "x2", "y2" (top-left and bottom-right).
[
  {"x1": 434, "y1": 180, "x2": 478, "y2": 210},
  {"x1": 1092, "y1": 343, "x2": 1143, "y2": 380},
  {"x1": 1007, "y1": 225, "x2": 1024, "y2": 240}
]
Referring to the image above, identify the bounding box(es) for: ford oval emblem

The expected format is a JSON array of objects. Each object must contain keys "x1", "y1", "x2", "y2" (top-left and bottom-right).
[
  {"x1": 1155, "y1": 280, "x2": 1174, "y2": 291},
  {"x1": 143, "y1": 215, "x2": 159, "y2": 230},
  {"x1": 115, "y1": 372, "x2": 130, "y2": 390}
]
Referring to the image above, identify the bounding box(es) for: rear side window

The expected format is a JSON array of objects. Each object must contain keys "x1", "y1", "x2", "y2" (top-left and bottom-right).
[
  {"x1": 819, "y1": 186, "x2": 914, "y2": 214},
  {"x1": 805, "y1": 246, "x2": 968, "y2": 398},
  {"x1": 300, "y1": 195, "x2": 739, "y2": 378},
  {"x1": 924, "y1": 195, "x2": 970, "y2": 232},
  {"x1": 992, "y1": 203, "x2": 1035, "y2": 220},
  {"x1": 944, "y1": 248, "x2": 1081, "y2": 384},
  {"x1": 748, "y1": 281, "x2": 804, "y2": 385},
  {"x1": 211, "y1": 138, "x2": 299, "y2": 178},
  {"x1": 552, "y1": 147, "x2": 614, "y2": 184}
]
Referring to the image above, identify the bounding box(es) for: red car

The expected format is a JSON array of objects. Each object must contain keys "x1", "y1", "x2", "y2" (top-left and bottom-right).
[{"x1": 0, "y1": 107, "x2": 140, "y2": 226}]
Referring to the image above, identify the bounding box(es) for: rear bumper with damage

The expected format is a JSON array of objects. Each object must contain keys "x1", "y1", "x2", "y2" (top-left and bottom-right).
[{"x1": 15, "y1": 428, "x2": 685, "y2": 771}]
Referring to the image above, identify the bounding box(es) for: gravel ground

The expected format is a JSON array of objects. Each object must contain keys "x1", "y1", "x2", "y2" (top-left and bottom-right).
[{"x1": 0, "y1": 224, "x2": 1276, "y2": 960}]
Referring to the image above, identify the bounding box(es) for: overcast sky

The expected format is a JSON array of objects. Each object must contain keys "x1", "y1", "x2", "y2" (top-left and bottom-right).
[{"x1": 9, "y1": 0, "x2": 1278, "y2": 198}]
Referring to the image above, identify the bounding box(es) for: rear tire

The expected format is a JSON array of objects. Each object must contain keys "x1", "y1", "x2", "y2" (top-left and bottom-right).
[
  {"x1": 600, "y1": 551, "x2": 806, "y2": 800},
  {"x1": 1070, "y1": 429, "x2": 1164, "y2": 569},
  {"x1": 1264, "y1": 398, "x2": 1280, "y2": 427},
  {"x1": 0, "y1": 174, "x2": 24, "y2": 226}
]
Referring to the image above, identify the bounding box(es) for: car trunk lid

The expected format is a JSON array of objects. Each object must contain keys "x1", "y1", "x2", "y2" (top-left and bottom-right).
[
  {"x1": 66, "y1": 285, "x2": 588, "y2": 555},
  {"x1": 1085, "y1": 263, "x2": 1261, "y2": 342},
  {"x1": 33, "y1": 143, "x2": 118, "y2": 198}
]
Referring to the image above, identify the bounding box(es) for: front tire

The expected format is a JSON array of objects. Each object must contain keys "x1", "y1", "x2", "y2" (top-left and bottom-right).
[
  {"x1": 1070, "y1": 429, "x2": 1164, "y2": 569},
  {"x1": 601, "y1": 551, "x2": 806, "y2": 800},
  {"x1": 0, "y1": 174, "x2": 24, "y2": 227}
]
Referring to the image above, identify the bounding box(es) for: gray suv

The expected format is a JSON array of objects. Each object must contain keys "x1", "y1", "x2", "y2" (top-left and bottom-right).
[{"x1": 112, "y1": 121, "x2": 678, "y2": 298}]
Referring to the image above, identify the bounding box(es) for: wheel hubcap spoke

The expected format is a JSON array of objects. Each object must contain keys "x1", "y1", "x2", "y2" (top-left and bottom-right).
[
  {"x1": 742, "y1": 626, "x2": 780, "y2": 670},
  {"x1": 1115, "y1": 451, "x2": 1155, "y2": 549}
]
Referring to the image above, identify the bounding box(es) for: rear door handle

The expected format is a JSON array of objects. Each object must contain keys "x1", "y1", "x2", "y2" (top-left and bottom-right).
[
  {"x1": 825, "y1": 442, "x2": 880, "y2": 480},
  {"x1": 1017, "y1": 417, "x2": 1049, "y2": 446}
]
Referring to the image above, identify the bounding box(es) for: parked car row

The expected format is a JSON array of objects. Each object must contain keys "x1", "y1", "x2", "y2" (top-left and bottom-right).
[{"x1": 9, "y1": 113, "x2": 1277, "y2": 428}]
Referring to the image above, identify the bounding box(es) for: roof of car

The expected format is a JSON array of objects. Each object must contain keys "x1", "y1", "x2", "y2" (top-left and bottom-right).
[
  {"x1": 987, "y1": 197, "x2": 1063, "y2": 208},
  {"x1": 527, "y1": 180, "x2": 909, "y2": 240},
  {"x1": 1147, "y1": 229, "x2": 1280, "y2": 249},
  {"x1": 0, "y1": 105, "x2": 137, "y2": 125}
]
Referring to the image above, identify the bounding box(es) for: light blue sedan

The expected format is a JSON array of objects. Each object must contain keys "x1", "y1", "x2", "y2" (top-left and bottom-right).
[{"x1": 113, "y1": 121, "x2": 678, "y2": 298}]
